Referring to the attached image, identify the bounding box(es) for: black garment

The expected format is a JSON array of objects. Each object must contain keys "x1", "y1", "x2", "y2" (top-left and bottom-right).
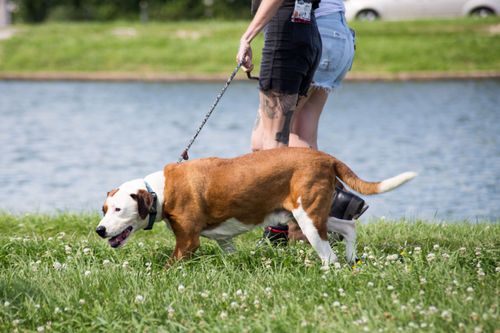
[{"x1": 259, "y1": 4, "x2": 322, "y2": 96}]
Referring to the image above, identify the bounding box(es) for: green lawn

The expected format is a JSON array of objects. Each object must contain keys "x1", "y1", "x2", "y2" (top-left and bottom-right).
[
  {"x1": 0, "y1": 18, "x2": 499, "y2": 76},
  {"x1": 0, "y1": 214, "x2": 498, "y2": 332}
]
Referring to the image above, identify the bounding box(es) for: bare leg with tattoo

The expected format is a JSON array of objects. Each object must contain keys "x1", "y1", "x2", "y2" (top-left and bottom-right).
[{"x1": 251, "y1": 91, "x2": 299, "y2": 151}]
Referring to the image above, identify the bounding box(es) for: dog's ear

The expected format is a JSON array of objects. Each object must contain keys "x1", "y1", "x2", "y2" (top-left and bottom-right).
[
  {"x1": 130, "y1": 190, "x2": 153, "y2": 220},
  {"x1": 102, "y1": 188, "x2": 119, "y2": 214},
  {"x1": 107, "y1": 189, "x2": 119, "y2": 197}
]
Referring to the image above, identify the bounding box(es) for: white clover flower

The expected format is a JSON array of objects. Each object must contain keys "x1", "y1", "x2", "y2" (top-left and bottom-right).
[
  {"x1": 442, "y1": 253, "x2": 450, "y2": 260},
  {"x1": 235, "y1": 289, "x2": 243, "y2": 297},
  {"x1": 53, "y1": 262, "x2": 62, "y2": 270},
  {"x1": 467, "y1": 287, "x2": 474, "y2": 293},
  {"x1": 334, "y1": 262, "x2": 341, "y2": 269},
  {"x1": 253, "y1": 299, "x2": 260, "y2": 306},
  {"x1": 387, "y1": 254, "x2": 399, "y2": 261},
  {"x1": 48, "y1": 237, "x2": 54, "y2": 241},
  {"x1": 441, "y1": 310, "x2": 452, "y2": 321},
  {"x1": 414, "y1": 246, "x2": 421, "y2": 252},
  {"x1": 220, "y1": 311, "x2": 228, "y2": 319},
  {"x1": 387, "y1": 285, "x2": 394, "y2": 291},
  {"x1": 420, "y1": 322, "x2": 428, "y2": 328},
  {"x1": 35, "y1": 304, "x2": 40, "y2": 309},
  {"x1": 470, "y1": 312, "x2": 479, "y2": 321},
  {"x1": 496, "y1": 266, "x2": 500, "y2": 273},
  {"x1": 420, "y1": 278, "x2": 427, "y2": 284},
  {"x1": 138, "y1": 242, "x2": 144, "y2": 247},
  {"x1": 340, "y1": 305, "x2": 348, "y2": 312},
  {"x1": 332, "y1": 301, "x2": 340, "y2": 307},
  {"x1": 200, "y1": 291, "x2": 209, "y2": 298},
  {"x1": 230, "y1": 301, "x2": 238, "y2": 309},
  {"x1": 135, "y1": 295, "x2": 144, "y2": 303},
  {"x1": 103, "y1": 259, "x2": 111, "y2": 266},
  {"x1": 322, "y1": 293, "x2": 329, "y2": 298},
  {"x1": 433, "y1": 244, "x2": 440, "y2": 250},
  {"x1": 250, "y1": 250, "x2": 255, "y2": 255},
  {"x1": 54, "y1": 307, "x2": 61, "y2": 314},
  {"x1": 12, "y1": 319, "x2": 20, "y2": 326},
  {"x1": 84, "y1": 270, "x2": 91, "y2": 277},
  {"x1": 64, "y1": 245, "x2": 72, "y2": 254},
  {"x1": 167, "y1": 305, "x2": 175, "y2": 318},
  {"x1": 37, "y1": 326, "x2": 45, "y2": 332},
  {"x1": 474, "y1": 326, "x2": 483, "y2": 333},
  {"x1": 221, "y1": 292, "x2": 228, "y2": 299},
  {"x1": 122, "y1": 261, "x2": 129, "y2": 268},
  {"x1": 178, "y1": 284, "x2": 185, "y2": 292},
  {"x1": 426, "y1": 253, "x2": 436, "y2": 262},
  {"x1": 367, "y1": 281, "x2": 374, "y2": 288},
  {"x1": 264, "y1": 287, "x2": 272, "y2": 295},
  {"x1": 196, "y1": 309, "x2": 204, "y2": 317},
  {"x1": 83, "y1": 247, "x2": 91, "y2": 254},
  {"x1": 79, "y1": 299, "x2": 85, "y2": 305},
  {"x1": 4, "y1": 301, "x2": 10, "y2": 307}
]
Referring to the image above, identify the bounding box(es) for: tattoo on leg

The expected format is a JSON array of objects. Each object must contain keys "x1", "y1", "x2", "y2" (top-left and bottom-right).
[
  {"x1": 261, "y1": 91, "x2": 278, "y2": 119},
  {"x1": 275, "y1": 94, "x2": 298, "y2": 144}
]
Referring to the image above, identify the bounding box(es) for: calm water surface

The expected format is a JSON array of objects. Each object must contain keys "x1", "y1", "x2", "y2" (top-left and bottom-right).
[{"x1": 0, "y1": 80, "x2": 499, "y2": 221}]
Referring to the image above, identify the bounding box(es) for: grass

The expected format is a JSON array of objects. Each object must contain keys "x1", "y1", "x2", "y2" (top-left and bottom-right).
[
  {"x1": 0, "y1": 18, "x2": 499, "y2": 76},
  {"x1": 0, "y1": 214, "x2": 498, "y2": 332}
]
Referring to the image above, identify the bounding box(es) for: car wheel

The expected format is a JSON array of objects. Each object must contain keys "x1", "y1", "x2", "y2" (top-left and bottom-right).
[
  {"x1": 470, "y1": 7, "x2": 495, "y2": 17},
  {"x1": 356, "y1": 9, "x2": 379, "y2": 21}
]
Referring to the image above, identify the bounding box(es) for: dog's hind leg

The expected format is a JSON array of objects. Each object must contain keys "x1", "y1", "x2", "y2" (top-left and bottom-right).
[
  {"x1": 292, "y1": 198, "x2": 337, "y2": 268},
  {"x1": 216, "y1": 238, "x2": 236, "y2": 254},
  {"x1": 327, "y1": 217, "x2": 357, "y2": 264}
]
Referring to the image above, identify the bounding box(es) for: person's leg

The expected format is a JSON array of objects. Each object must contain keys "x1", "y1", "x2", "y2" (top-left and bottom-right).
[
  {"x1": 251, "y1": 90, "x2": 299, "y2": 151},
  {"x1": 288, "y1": 86, "x2": 329, "y2": 149}
]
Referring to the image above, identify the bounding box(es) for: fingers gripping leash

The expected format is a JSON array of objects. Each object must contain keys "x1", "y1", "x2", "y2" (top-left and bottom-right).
[{"x1": 178, "y1": 63, "x2": 242, "y2": 163}]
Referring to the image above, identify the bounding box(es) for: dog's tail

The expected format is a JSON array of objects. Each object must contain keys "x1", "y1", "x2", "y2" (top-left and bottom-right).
[{"x1": 333, "y1": 158, "x2": 417, "y2": 195}]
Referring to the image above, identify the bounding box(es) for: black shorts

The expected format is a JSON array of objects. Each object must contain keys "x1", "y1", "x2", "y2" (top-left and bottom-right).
[{"x1": 259, "y1": 6, "x2": 322, "y2": 96}]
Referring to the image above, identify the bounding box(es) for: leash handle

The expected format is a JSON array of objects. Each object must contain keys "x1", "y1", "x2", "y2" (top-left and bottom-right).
[{"x1": 178, "y1": 63, "x2": 242, "y2": 163}]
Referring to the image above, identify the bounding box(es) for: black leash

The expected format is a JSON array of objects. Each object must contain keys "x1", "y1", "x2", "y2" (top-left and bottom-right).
[{"x1": 178, "y1": 63, "x2": 245, "y2": 163}]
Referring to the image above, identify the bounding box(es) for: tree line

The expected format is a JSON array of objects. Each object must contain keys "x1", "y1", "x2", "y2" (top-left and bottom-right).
[{"x1": 13, "y1": 0, "x2": 251, "y2": 23}]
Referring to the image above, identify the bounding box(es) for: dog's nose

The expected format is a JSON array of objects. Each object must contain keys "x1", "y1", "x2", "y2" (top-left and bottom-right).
[{"x1": 95, "y1": 226, "x2": 107, "y2": 238}]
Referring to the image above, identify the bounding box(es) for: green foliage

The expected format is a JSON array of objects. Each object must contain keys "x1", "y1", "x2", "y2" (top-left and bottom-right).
[
  {"x1": 0, "y1": 213, "x2": 498, "y2": 332},
  {"x1": 0, "y1": 18, "x2": 499, "y2": 75},
  {"x1": 13, "y1": 0, "x2": 252, "y2": 23}
]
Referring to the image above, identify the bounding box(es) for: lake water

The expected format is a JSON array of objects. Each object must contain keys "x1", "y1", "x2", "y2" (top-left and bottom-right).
[{"x1": 0, "y1": 80, "x2": 499, "y2": 222}]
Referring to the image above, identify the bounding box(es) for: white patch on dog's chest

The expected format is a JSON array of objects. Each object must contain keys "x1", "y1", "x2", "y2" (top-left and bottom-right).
[{"x1": 200, "y1": 210, "x2": 292, "y2": 240}]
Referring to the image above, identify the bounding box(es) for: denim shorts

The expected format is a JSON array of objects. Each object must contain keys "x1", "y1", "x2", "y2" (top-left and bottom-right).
[{"x1": 312, "y1": 12, "x2": 355, "y2": 91}]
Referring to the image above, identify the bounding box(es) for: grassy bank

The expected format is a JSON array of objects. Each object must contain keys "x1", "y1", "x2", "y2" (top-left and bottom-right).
[
  {"x1": 0, "y1": 214, "x2": 498, "y2": 332},
  {"x1": 0, "y1": 18, "x2": 499, "y2": 78}
]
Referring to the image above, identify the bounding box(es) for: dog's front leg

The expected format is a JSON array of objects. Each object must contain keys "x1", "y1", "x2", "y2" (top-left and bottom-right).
[{"x1": 166, "y1": 221, "x2": 201, "y2": 267}]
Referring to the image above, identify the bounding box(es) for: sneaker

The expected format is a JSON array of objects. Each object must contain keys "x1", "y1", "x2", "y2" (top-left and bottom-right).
[
  {"x1": 257, "y1": 225, "x2": 289, "y2": 247},
  {"x1": 330, "y1": 186, "x2": 369, "y2": 220}
]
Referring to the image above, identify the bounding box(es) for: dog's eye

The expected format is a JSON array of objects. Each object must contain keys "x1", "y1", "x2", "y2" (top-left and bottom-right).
[{"x1": 115, "y1": 208, "x2": 121, "y2": 212}]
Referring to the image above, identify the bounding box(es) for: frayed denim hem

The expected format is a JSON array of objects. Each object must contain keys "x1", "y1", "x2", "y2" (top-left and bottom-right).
[{"x1": 311, "y1": 83, "x2": 333, "y2": 94}]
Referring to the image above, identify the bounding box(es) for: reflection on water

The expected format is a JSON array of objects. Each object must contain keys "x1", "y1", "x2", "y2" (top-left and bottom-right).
[{"x1": 0, "y1": 80, "x2": 499, "y2": 221}]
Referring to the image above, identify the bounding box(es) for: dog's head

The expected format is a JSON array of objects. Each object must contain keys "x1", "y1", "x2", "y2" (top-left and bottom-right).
[{"x1": 95, "y1": 179, "x2": 154, "y2": 248}]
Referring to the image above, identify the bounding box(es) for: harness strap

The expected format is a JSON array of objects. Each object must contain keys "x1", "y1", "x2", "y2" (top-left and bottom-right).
[{"x1": 144, "y1": 180, "x2": 158, "y2": 230}]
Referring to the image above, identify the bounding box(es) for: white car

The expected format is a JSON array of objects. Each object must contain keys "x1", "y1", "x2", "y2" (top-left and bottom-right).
[{"x1": 344, "y1": 0, "x2": 500, "y2": 21}]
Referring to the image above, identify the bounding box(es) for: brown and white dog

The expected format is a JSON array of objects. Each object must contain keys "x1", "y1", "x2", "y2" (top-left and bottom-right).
[{"x1": 96, "y1": 148, "x2": 416, "y2": 268}]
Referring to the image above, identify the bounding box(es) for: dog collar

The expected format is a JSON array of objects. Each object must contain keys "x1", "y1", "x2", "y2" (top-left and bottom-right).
[{"x1": 144, "y1": 180, "x2": 158, "y2": 230}]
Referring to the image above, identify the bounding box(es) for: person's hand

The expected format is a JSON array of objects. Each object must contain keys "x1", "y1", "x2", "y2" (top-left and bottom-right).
[{"x1": 236, "y1": 39, "x2": 254, "y2": 73}]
